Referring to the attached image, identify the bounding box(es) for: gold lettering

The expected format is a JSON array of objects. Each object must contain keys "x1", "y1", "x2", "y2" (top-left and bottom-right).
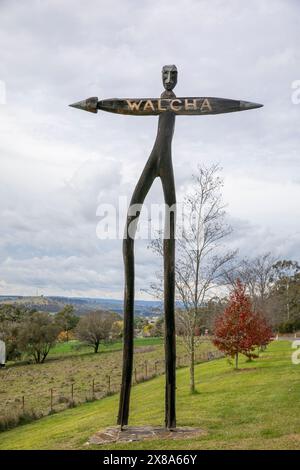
[
  {"x1": 143, "y1": 100, "x2": 155, "y2": 112},
  {"x1": 184, "y1": 99, "x2": 197, "y2": 111},
  {"x1": 126, "y1": 100, "x2": 143, "y2": 112},
  {"x1": 158, "y1": 99, "x2": 167, "y2": 111},
  {"x1": 200, "y1": 98, "x2": 212, "y2": 112},
  {"x1": 170, "y1": 99, "x2": 182, "y2": 111}
]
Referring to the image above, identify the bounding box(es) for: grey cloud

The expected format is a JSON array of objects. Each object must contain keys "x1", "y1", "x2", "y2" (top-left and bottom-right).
[{"x1": 0, "y1": 0, "x2": 299, "y2": 297}]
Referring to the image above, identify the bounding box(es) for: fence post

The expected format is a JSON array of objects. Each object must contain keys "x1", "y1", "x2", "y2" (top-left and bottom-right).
[
  {"x1": 92, "y1": 379, "x2": 95, "y2": 399},
  {"x1": 71, "y1": 383, "x2": 74, "y2": 402},
  {"x1": 107, "y1": 375, "x2": 111, "y2": 394},
  {"x1": 22, "y1": 395, "x2": 25, "y2": 413},
  {"x1": 145, "y1": 360, "x2": 148, "y2": 378},
  {"x1": 50, "y1": 388, "x2": 53, "y2": 412},
  {"x1": 134, "y1": 367, "x2": 137, "y2": 383}
]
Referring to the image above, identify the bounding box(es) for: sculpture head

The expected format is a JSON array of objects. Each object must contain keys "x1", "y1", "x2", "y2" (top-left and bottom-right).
[{"x1": 162, "y1": 64, "x2": 177, "y2": 91}]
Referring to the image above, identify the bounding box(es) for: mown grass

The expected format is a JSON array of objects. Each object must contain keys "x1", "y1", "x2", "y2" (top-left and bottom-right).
[{"x1": 0, "y1": 341, "x2": 299, "y2": 450}]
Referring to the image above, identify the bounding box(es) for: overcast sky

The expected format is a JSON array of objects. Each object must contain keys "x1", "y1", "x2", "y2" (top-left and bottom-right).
[{"x1": 0, "y1": 0, "x2": 299, "y2": 299}]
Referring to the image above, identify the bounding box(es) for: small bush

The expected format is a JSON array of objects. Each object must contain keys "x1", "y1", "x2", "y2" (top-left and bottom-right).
[
  {"x1": 67, "y1": 400, "x2": 76, "y2": 409},
  {"x1": 0, "y1": 408, "x2": 41, "y2": 432},
  {"x1": 84, "y1": 396, "x2": 96, "y2": 403},
  {"x1": 0, "y1": 410, "x2": 19, "y2": 432},
  {"x1": 55, "y1": 395, "x2": 70, "y2": 405}
]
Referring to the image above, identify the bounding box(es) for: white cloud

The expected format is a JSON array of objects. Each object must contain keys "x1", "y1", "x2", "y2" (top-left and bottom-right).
[{"x1": 0, "y1": 0, "x2": 299, "y2": 297}]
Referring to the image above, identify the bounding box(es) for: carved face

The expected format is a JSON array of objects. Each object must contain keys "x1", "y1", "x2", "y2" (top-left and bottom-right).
[{"x1": 162, "y1": 65, "x2": 178, "y2": 91}]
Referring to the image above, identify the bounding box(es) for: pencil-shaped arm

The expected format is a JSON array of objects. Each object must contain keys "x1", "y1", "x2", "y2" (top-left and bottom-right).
[{"x1": 69, "y1": 96, "x2": 263, "y2": 116}]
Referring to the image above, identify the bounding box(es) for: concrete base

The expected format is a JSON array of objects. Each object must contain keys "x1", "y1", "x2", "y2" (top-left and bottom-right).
[{"x1": 88, "y1": 426, "x2": 206, "y2": 445}]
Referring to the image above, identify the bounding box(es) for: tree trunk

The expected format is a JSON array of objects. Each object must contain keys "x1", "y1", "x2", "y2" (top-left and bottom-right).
[
  {"x1": 286, "y1": 281, "x2": 290, "y2": 321},
  {"x1": 94, "y1": 342, "x2": 99, "y2": 353},
  {"x1": 42, "y1": 347, "x2": 50, "y2": 363},
  {"x1": 189, "y1": 335, "x2": 195, "y2": 393},
  {"x1": 235, "y1": 352, "x2": 239, "y2": 370},
  {"x1": 35, "y1": 350, "x2": 41, "y2": 364}
]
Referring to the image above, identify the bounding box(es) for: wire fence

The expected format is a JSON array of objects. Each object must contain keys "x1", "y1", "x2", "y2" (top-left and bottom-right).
[{"x1": 0, "y1": 349, "x2": 223, "y2": 432}]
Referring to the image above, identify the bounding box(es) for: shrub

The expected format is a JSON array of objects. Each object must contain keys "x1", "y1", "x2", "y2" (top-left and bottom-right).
[
  {"x1": 213, "y1": 280, "x2": 273, "y2": 369},
  {"x1": 278, "y1": 318, "x2": 300, "y2": 334},
  {"x1": 0, "y1": 408, "x2": 42, "y2": 432}
]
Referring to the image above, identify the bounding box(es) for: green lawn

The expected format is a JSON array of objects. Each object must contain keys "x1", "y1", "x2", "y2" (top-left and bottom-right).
[
  {"x1": 0, "y1": 341, "x2": 299, "y2": 450},
  {"x1": 49, "y1": 337, "x2": 163, "y2": 356}
]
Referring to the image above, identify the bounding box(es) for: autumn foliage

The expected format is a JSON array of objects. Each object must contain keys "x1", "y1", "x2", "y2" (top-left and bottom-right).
[
  {"x1": 57, "y1": 330, "x2": 75, "y2": 342},
  {"x1": 213, "y1": 281, "x2": 273, "y2": 368}
]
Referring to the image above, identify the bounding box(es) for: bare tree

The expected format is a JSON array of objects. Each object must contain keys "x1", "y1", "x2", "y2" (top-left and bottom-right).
[
  {"x1": 224, "y1": 256, "x2": 300, "y2": 327},
  {"x1": 75, "y1": 311, "x2": 118, "y2": 353},
  {"x1": 149, "y1": 164, "x2": 236, "y2": 392},
  {"x1": 223, "y1": 252, "x2": 277, "y2": 313},
  {"x1": 18, "y1": 312, "x2": 60, "y2": 364}
]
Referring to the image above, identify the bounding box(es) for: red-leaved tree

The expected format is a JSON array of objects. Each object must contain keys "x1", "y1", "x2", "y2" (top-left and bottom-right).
[
  {"x1": 213, "y1": 280, "x2": 273, "y2": 369},
  {"x1": 254, "y1": 313, "x2": 273, "y2": 351}
]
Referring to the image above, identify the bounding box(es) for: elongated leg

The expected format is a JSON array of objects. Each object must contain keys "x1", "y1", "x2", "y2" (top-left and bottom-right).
[
  {"x1": 161, "y1": 163, "x2": 176, "y2": 430},
  {"x1": 117, "y1": 157, "x2": 157, "y2": 427}
]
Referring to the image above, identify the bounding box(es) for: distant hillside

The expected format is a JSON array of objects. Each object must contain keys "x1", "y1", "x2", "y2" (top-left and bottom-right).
[{"x1": 0, "y1": 295, "x2": 162, "y2": 317}]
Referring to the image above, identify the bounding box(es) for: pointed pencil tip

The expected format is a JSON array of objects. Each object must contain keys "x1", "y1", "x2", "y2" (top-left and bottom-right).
[
  {"x1": 240, "y1": 100, "x2": 263, "y2": 110},
  {"x1": 69, "y1": 97, "x2": 99, "y2": 113}
]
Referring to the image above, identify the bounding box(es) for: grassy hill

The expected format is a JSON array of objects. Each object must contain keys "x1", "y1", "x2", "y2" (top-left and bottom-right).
[
  {"x1": 0, "y1": 340, "x2": 299, "y2": 450},
  {"x1": 0, "y1": 338, "x2": 164, "y2": 418},
  {"x1": 0, "y1": 338, "x2": 214, "y2": 426}
]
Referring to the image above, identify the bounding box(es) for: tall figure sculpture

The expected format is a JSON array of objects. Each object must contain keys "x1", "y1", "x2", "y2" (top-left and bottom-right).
[
  {"x1": 119, "y1": 65, "x2": 178, "y2": 429},
  {"x1": 70, "y1": 65, "x2": 262, "y2": 430}
]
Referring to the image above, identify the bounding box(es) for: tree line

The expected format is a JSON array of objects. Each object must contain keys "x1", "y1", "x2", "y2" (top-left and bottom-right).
[{"x1": 0, "y1": 304, "x2": 121, "y2": 363}]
